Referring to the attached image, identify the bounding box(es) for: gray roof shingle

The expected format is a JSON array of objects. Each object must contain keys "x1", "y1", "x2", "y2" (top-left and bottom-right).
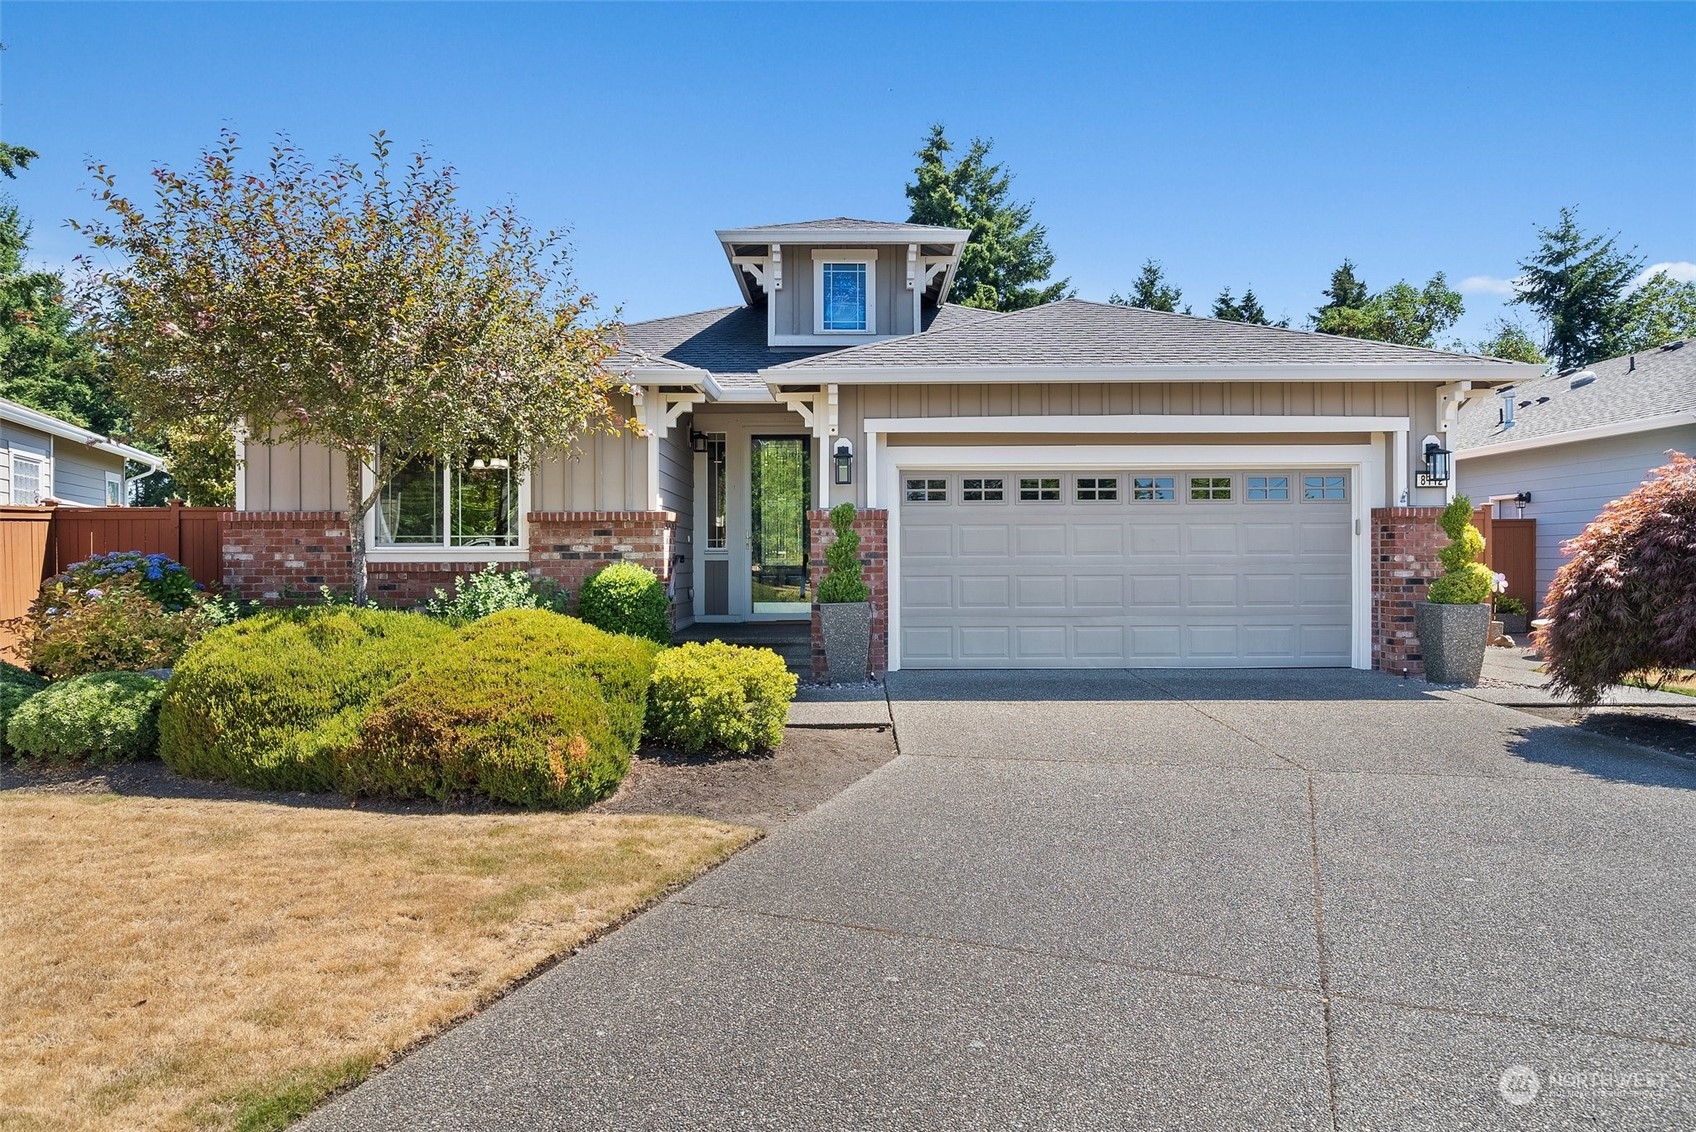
[
  {"x1": 719, "y1": 217, "x2": 965, "y2": 235},
  {"x1": 1453, "y1": 339, "x2": 1696, "y2": 451}
]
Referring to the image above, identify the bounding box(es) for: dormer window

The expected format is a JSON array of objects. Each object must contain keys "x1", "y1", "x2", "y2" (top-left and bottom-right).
[{"x1": 813, "y1": 250, "x2": 878, "y2": 334}]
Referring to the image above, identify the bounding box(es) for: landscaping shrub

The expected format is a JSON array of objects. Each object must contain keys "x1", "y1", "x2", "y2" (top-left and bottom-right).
[
  {"x1": 645, "y1": 641, "x2": 797, "y2": 756},
  {"x1": 349, "y1": 609, "x2": 658, "y2": 808},
  {"x1": 158, "y1": 608, "x2": 451, "y2": 791},
  {"x1": 48, "y1": 551, "x2": 201, "y2": 611},
  {"x1": 1539, "y1": 452, "x2": 1696, "y2": 705},
  {"x1": 818, "y1": 502, "x2": 869, "y2": 603},
  {"x1": 0, "y1": 661, "x2": 49, "y2": 758},
  {"x1": 21, "y1": 589, "x2": 206, "y2": 679},
  {"x1": 1425, "y1": 495, "x2": 1494, "y2": 605},
  {"x1": 5, "y1": 672, "x2": 164, "y2": 764},
  {"x1": 576, "y1": 562, "x2": 670, "y2": 646},
  {"x1": 424, "y1": 563, "x2": 570, "y2": 621}
]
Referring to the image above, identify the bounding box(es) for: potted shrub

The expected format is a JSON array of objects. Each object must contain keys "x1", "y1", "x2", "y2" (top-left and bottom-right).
[
  {"x1": 1495, "y1": 594, "x2": 1530, "y2": 637},
  {"x1": 816, "y1": 502, "x2": 871, "y2": 683},
  {"x1": 1415, "y1": 495, "x2": 1496, "y2": 684}
]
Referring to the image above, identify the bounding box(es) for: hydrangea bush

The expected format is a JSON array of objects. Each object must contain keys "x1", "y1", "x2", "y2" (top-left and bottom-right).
[{"x1": 49, "y1": 551, "x2": 202, "y2": 611}]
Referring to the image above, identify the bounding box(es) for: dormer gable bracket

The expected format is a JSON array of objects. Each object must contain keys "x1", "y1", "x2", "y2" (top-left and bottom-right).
[
  {"x1": 770, "y1": 244, "x2": 782, "y2": 290},
  {"x1": 906, "y1": 244, "x2": 918, "y2": 290}
]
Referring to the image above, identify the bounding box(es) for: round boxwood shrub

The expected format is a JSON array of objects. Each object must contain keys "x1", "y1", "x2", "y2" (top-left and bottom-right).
[
  {"x1": 349, "y1": 609, "x2": 659, "y2": 808},
  {"x1": 576, "y1": 562, "x2": 670, "y2": 646},
  {"x1": 646, "y1": 641, "x2": 797, "y2": 756},
  {"x1": 158, "y1": 607, "x2": 452, "y2": 791},
  {"x1": 0, "y1": 661, "x2": 50, "y2": 759},
  {"x1": 5, "y1": 671, "x2": 164, "y2": 764}
]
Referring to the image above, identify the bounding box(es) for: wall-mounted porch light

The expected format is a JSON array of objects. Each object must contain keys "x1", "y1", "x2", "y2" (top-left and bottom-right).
[
  {"x1": 689, "y1": 429, "x2": 710, "y2": 454},
  {"x1": 1513, "y1": 490, "x2": 1532, "y2": 517},
  {"x1": 832, "y1": 438, "x2": 855, "y2": 485},
  {"x1": 1415, "y1": 435, "x2": 1452, "y2": 488}
]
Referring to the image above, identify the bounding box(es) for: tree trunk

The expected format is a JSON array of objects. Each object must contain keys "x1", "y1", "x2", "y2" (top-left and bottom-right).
[{"x1": 347, "y1": 450, "x2": 369, "y2": 605}]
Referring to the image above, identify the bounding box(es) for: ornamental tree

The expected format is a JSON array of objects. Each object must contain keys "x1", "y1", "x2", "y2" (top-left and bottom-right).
[
  {"x1": 1538, "y1": 453, "x2": 1696, "y2": 706},
  {"x1": 73, "y1": 130, "x2": 625, "y2": 600}
]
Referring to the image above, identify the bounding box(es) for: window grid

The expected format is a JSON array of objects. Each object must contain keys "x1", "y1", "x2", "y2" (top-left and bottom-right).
[
  {"x1": 1075, "y1": 476, "x2": 1119, "y2": 502},
  {"x1": 1132, "y1": 475, "x2": 1176, "y2": 502},
  {"x1": 821, "y1": 262, "x2": 869, "y2": 331},
  {"x1": 905, "y1": 477, "x2": 947, "y2": 503},
  {"x1": 1246, "y1": 475, "x2": 1290, "y2": 502},
  {"x1": 962, "y1": 476, "x2": 1004, "y2": 502},
  {"x1": 1303, "y1": 475, "x2": 1347, "y2": 501},
  {"x1": 1190, "y1": 475, "x2": 1232, "y2": 501},
  {"x1": 1018, "y1": 476, "x2": 1062, "y2": 502}
]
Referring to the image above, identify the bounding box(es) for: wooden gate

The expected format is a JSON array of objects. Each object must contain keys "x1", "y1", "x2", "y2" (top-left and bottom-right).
[{"x1": 1473, "y1": 508, "x2": 1538, "y2": 610}]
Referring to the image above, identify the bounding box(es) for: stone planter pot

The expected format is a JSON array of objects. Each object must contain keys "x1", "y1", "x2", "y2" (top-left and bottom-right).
[
  {"x1": 1415, "y1": 601, "x2": 1491, "y2": 685},
  {"x1": 1499, "y1": 612, "x2": 1529, "y2": 637},
  {"x1": 818, "y1": 601, "x2": 871, "y2": 684}
]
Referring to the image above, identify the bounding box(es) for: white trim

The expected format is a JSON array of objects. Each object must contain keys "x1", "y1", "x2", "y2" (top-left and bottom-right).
[
  {"x1": 10, "y1": 450, "x2": 45, "y2": 506},
  {"x1": 1454, "y1": 411, "x2": 1696, "y2": 460},
  {"x1": 0, "y1": 396, "x2": 165, "y2": 468},
  {"x1": 766, "y1": 361, "x2": 1540, "y2": 384},
  {"x1": 233, "y1": 422, "x2": 248, "y2": 511},
  {"x1": 717, "y1": 224, "x2": 970, "y2": 245},
  {"x1": 879, "y1": 442, "x2": 1380, "y2": 674},
  {"x1": 104, "y1": 470, "x2": 125, "y2": 506},
  {"x1": 360, "y1": 452, "x2": 531, "y2": 556},
  {"x1": 812, "y1": 250, "x2": 879, "y2": 336},
  {"x1": 863, "y1": 413, "x2": 1408, "y2": 435}
]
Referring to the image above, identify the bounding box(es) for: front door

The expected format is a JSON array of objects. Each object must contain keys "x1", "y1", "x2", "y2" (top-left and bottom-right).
[{"x1": 749, "y1": 435, "x2": 812, "y2": 615}]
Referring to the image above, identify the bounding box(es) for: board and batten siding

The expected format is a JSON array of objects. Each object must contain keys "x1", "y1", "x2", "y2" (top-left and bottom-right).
[
  {"x1": 1458, "y1": 424, "x2": 1696, "y2": 605},
  {"x1": 773, "y1": 244, "x2": 916, "y2": 340},
  {"x1": 658, "y1": 419, "x2": 695, "y2": 620}
]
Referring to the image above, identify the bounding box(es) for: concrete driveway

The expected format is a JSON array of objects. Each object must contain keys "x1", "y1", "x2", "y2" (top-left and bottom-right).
[{"x1": 305, "y1": 670, "x2": 1695, "y2": 1131}]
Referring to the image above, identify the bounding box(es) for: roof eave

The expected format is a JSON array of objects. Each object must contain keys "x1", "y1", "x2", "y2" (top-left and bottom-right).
[
  {"x1": 1454, "y1": 410, "x2": 1696, "y2": 459},
  {"x1": 0, "y1": 398, "x2": 166, "y2": 469},
  {"x1": 715, "y1": 225, "x2": 972, "y2": 245},
  {"x1": 759, "y1": 361, "x2": 1545, "y2": 384}
]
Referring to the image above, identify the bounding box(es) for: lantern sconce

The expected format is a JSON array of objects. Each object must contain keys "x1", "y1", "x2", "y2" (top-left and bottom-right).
[
  {"x1": 832, "y1": 438, "x2": 855, "y2": 485},
  {"x1": 689, "y1": 430, "x2": 710, "y2": 455},
  {"x1": 1416, "y1": 434, "x2": 1452, "y2": 488}
]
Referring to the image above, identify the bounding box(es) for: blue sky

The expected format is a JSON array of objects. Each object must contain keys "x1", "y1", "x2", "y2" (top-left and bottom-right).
[{"x1": 4, "y1": 2, "x2": 1693, "y2": 348}]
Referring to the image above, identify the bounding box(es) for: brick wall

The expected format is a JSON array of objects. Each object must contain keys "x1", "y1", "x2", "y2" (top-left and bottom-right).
[
  {"x1": 221, "y1": 511, "x2": 353, "y2": 602},
  {"x1": 368, "y1": 561, "x2": 499, "y2": 607},
  {"x1": 806, "y1": 508, "x2": 889, "y2": 681},
  {"x1": 527, "y1": 511, "x2": 679, "y2": 612},
  {"x1": 1371, "y1": 506, "x2": 1447, "y2": 676}
]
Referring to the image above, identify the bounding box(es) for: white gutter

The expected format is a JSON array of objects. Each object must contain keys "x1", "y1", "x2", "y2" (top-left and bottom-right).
[
  {"x1": 1454, "y1": 411, "x2": 1696, "y2": 459},
  {"x1": 758, "y1": 361, "x2": 1545, "y2": 384},
  {"x1": 0, "y1": 398, "x2": 165, "y2": 469}
]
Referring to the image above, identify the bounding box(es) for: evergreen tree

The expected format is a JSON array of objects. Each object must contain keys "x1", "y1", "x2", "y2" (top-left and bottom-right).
[
  {"x1": 1311, "y1": 260, "x2": 1464, "y2": 348},
  {"x1": 1512, "y1": 207, "x2": 1643, "y2": 369},
  {"x1": 1619, "y1": 271, "x2": 1696, "y2": 352},
  {"x1": 906, "y1": 125, "x2": 1070, "y2": 311},
  {"x1": 1109, "y1": 259, "x2": 1186, "y2": 312},
  {"x1": 1313, "y1": 260, "x2": 1370, "y2": 322},
  {"x1": 1213, "y1": 287, "x2": 1286, "y2": 327}
]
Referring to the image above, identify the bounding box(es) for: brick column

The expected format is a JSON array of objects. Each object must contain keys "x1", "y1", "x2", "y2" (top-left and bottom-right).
[
  {"x1": 221, "y1": 511, "x2": 353, "y2": 603},
  {"x1": 1371, "y1": 506, "x2": 1446, "y2": 676},
  {"x1": 526, "y1": 511, "x2": 679, "y2": 616},
  {"x1": 807, "y1": 508, "x2": 889, "y2": 681}
]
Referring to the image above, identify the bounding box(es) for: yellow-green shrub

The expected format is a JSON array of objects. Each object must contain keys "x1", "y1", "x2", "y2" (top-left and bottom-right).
[
  {"x1": 645, "y1": 641, "x2": 796, "y2": 756},
  {"x1": 0, "y1": 662, "x2": 49, "y2": 758},
  {"x1": 5, "y1": 672, "x2": 164, "y2": 764}
]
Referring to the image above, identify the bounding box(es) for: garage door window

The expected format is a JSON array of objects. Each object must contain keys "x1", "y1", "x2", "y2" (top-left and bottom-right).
[
  {"x1": 1303, "y1": 475, "x2": 1347, "y2": 501},
  {"x1": 1190, "y1": 475, "x2": 1232, "y2": 501},
  {"x1": 962, "y1": 476, "x2": 1004, "y2": 502},
  {"x1": 1018, "y1": 476, "x2": 1061, "y2": 502},
  {"x1": 1075, "y1": 476, "x2": 1118, "y2": 502},
  {"x1": 1132, "y1": 475, "x2": 1176, "y2": 502},
  {"x1": 905, "y1": 477, "x2": 947, "y2": 503},
  {"x1": 1246, "y1": 475, "x2": 1290, "y2": 502}
]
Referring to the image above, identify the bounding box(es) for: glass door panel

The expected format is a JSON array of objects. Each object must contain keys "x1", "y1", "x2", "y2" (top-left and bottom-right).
[{"x1": 750, "y1": 436, "x2": 812, "y2": 614}]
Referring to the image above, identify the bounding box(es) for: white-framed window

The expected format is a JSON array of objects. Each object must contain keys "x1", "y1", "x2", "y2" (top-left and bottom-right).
[
  {"x1": 961, "y1": 476, "x2": 1004, "y2": 502},
  {"x1": 904, "y1": 477, "x2": 947, "y2": 503},
  {"x1": 812, "y1": 250, "x2": 878, "y2": 334},
  {"x1": 11, "y1": 453, "x2": 44, "y2": 505},
  {"x1": 1075, "y1": 475, "x2": 1119, "y2": 502},
  {"x1": 1131, "y1": 475, "x2": 1176, "y2": 502},
  {"x1": 704, "y1": 433, "x2": 727, "y2": 549},
  {"x1": 1189, "y1": 475, "x2": 1232, "y2": 502},
  {"x1": 104, "y1": 471, "x2": 125, "y2": 506},
  {"x1": 1303, "y1": 474, "x2": 1347, "y2": 501},
  {"x1": 1246, "y1": 475, "x2": 1290, "y2": 502},
  {"x1": 375, "y1": 451, "x2": 519, "y2": 548},
  {"x1": 1018, "y1": 476, "x2": 1062, "y2": 502}
]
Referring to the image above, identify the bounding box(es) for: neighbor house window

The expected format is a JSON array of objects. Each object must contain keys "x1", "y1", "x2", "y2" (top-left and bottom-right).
[
  {"x1": 1075, "y1": 476, "x2": 1118, "y2": 502},
  {"x1": 905, "y1": 477, "x2": 947, "y2": 502},
  {"x1": 1018, "y1": 476, "x2": 1061, "y2": 502},
  {"x1": 105, "y1": 472, "x2": 125, "y2": 506},
  {"x1": 1132, "y1": 475, "x2": 1176, "y2": 502},
  {"x1": 1246, "y1": 475, "x2": 1290, "y2": 501},
  {"x1": 1190, "y1": 475, "x2": 1232, "y2": 501},
  {"x1": 1303, "y1": 475, "x2": 1347, "y2": 501},
  {"x1": 11, "y1": 454, "x2": 43, "y2": 505},
  {"x1": 375, "y1": 451, "x2": 518, "y2": 548},
  {"x1": 705, "y1": 433, "x2": 727, "y2": 549},
  {"x1": 813, "y1": 251, "x2": 878, "y2": 334},
  {"x1": 962, "y1": 476, "x2": 1004, "y2": 502}
]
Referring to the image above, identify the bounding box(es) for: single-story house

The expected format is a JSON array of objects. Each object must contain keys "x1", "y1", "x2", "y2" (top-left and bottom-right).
[
  {"x1": 0, "y1": 396, "x2": 164, "y2": 507},
  {"x1": 1454, "y1": 339, "x2": 1696, "y2": 611},
  {"x1": 232, "y1": 217, "x2": 1539, "y2": 676}
]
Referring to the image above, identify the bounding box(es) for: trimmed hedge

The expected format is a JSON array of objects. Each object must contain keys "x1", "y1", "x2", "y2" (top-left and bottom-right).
[
  {"x1": 350, "y1": 610, "x2": 658, "y2": 808},
  {"x1": 0, "y1": 661, "x2": 50, "y2": 758},
  {"x1": 6, "y1": 672, "x2": 164, "y2": 764},
  {"x1": 576, "y1": 562, "x2": 670, "y2": 646},
  {"x1": 646, "y1": 641, "x2": 797, "y2": 756},
  {"x1": 158, "y1": 608, "x2": 452, "y2": 791}
]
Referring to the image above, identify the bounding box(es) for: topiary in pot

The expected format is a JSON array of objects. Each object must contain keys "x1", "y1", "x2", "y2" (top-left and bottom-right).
[
  {"x1": 1415, "y1": 495, "x2": 1494, "y2": 684},
  {"x1": 817, "y1": 502, "x2": 871, "y2": 683}
]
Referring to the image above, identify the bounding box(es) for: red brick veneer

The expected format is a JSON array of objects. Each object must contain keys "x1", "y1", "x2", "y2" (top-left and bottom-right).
[
  {"x1": 1371, "y1": 506, "x2": 1447, "y2": 677},
  {"x1": 220, "y1": 511, "x2": 353, "y2": 602},
  {"x1": 806, "y1": 508, "x2": 889, "y2": 681},
  {"x1": 525, "y1": 511, "x2": 679, "y2": 615}
]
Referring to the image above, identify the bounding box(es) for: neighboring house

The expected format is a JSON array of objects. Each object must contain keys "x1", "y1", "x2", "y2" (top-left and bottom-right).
[
  {"x1": 0, "y1": 396, "x2": 164, "y2": 507},
  {"x1": 1454, "y1": 338, "x2": 1696, "y2": 611},
  {"x1": 235, "y1": 217, "x2": 1538, "y2": 673}
]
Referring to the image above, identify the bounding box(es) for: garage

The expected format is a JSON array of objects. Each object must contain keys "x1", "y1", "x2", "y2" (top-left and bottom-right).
[{"x1": 897, "y1": 467, "x2": 1354, "y2": 668}]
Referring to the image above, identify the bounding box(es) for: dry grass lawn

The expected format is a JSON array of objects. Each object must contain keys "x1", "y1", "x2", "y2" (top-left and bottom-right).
[{"x1": 0, "y1": 793, "x2": 755, "y2": 1131}]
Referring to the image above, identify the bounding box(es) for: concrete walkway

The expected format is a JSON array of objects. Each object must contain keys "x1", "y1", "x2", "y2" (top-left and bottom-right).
[
  {"x1": 1466, "y1": 645, "x2": 1694, "y2": 708},
  {"x1": 305, "y1": 669, "x2": 1695, "y2": 1131}
]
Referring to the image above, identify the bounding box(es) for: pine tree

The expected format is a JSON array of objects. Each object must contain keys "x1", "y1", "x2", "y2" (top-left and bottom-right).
[
  {"x1": 1213, "y1": 287, "x2": 1286, "y2": 327},
  {"x1": 1311, "y1": 260, "x2": 1464, "y2": 348},
  {"x1": 1512, "y1": 207, "x2": 1642, "y2": 369},
  {"x1": 906, "y1": 125, "x2": 1070, "y2": 311},
  {"x1": 1110, "y1": 259, "x2": 1186, "y2": 312}
]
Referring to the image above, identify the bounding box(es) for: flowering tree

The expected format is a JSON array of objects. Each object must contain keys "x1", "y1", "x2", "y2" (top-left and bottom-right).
[
  {"x1": 1538, "y1": 453, "x2": 1696, "y2": 705},
  {"x1": 74, "y1": 131, "x2": 625, "y2": 600}
]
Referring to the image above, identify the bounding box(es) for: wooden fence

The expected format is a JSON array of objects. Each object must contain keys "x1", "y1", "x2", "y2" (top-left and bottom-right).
[
  {"x1": 1473, "y1": 508, "x2": 1538, "y2": 610},
  {"x1": 1, "y1": 503, "x2": 228, "y2": 661}
]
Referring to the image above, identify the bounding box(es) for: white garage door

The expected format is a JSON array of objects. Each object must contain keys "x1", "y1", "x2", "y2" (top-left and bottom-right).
[{"x1": 898, "y1": 468, "x2": 1353, "y2": 668}]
